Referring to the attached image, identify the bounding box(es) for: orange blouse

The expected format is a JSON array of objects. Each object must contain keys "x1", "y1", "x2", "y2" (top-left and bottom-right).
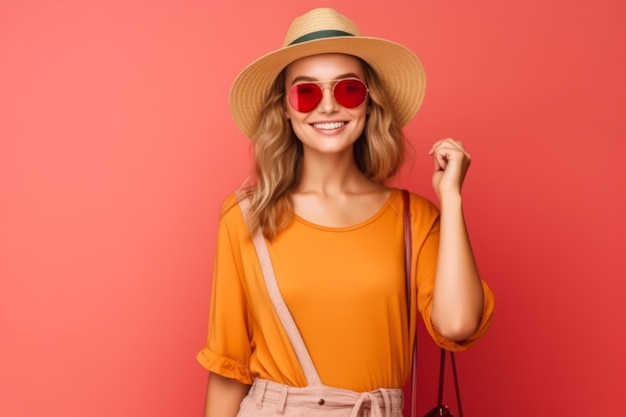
[{"x1": 197, "y1": 189, "x2": 494, "y2": 392}]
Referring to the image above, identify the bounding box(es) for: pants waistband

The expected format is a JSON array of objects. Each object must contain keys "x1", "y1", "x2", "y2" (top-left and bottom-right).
[{"x1": 249, "y1": 378, "x2": 404, "y2": 417}]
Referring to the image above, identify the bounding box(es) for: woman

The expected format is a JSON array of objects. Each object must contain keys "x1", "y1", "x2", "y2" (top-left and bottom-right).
[{"x1": 198, "y1": 8, "x2": 494, "y2": 417}]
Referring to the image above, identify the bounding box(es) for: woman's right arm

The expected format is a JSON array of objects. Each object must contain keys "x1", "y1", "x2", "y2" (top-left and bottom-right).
[{"x1": 204, "y1": 373, "x2": 250, "y2": 417}]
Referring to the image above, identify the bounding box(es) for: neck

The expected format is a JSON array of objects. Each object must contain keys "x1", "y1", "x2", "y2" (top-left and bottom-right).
[{"x1": 296, "y1": 148, "x2": 371, "y2": 195}]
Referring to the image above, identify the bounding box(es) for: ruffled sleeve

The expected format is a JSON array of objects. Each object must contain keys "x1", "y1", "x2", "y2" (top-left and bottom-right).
[
  {"x1": 424, "y1": 281, "x2": 494, "y2": 352},
  {"x1": 196, "y1": 195, "x2": 254, "y2": 384},
  {"x1": 411, "y1": 193, "x2": 495, "y2": 352}
]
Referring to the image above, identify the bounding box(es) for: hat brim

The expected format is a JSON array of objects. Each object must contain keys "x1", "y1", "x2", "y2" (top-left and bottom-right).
[{"x1": 229, "y1": 36, "x2": 426, "y2": 139}]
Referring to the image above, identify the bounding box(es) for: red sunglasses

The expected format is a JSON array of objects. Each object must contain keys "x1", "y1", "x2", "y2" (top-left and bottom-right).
[{"x1": 288, "y1": 78, "x2": 369, "y2": 113}]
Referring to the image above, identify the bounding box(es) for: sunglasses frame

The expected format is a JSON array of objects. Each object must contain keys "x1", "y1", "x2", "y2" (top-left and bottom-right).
[{"x1": 287, "y1": 78, "x2": 369, "y2": 113}]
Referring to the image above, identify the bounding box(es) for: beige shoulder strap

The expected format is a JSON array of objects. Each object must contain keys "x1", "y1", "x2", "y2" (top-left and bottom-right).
[{"x1": 237, "y1": 195, "x2": 322, "y2": 387}]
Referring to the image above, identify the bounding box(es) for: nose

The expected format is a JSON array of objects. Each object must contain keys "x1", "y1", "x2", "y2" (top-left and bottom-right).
[{"x1": 317, "y1": 85, "x2": 340, "y2": 113}]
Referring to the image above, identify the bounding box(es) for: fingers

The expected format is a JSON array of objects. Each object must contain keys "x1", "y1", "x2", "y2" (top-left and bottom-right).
[
  {"x1": 429, "y1": 138, "x2": 471, "y2": 171},
  {"x1": 428, "y1": 138, "x2": 468, "y2": 156},
  {"x1": 429, "y1": 138, "x2": 472, "y2": 198}
]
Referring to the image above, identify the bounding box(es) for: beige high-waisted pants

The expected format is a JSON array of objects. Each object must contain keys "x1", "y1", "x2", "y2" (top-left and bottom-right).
[
  {"x1": 236, "y1": 197, "x2": 405, "y2": 417},
  {"x1": 237, "y1": 379, "x2": 403, "y2": 417}
]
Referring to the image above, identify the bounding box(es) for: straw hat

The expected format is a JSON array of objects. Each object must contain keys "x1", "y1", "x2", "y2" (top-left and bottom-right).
[{"x1": 229, "y1": 8, "x2": 426, "y2": 139}]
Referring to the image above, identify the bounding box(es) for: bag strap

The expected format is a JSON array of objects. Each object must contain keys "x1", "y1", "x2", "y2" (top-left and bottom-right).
[
  {"x1": 436, "y1": 349, "x2": 464, "y2": 417},
  {"x1": 401, "y1": 190, "x2": 419, "y2": 417},
  {"x1": 402, "y1": 189, "x2": 412, "y2": 320}
]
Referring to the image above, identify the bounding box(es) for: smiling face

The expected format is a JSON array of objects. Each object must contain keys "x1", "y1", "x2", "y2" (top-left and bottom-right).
[{"x1": 284, "y1": 53, "x2": 369, "y2": 158}]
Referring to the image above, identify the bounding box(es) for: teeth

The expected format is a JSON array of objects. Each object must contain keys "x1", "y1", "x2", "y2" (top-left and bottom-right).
[{"x1": 312, "y1": 122, "x2": 346, "y2": 130}]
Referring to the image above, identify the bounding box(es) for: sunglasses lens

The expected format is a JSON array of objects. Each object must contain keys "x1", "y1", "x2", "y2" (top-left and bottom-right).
[
  {"x1": 288, "y1": 79, "x2": 368, "y2": 112},
  {"x1": 289, "y1": 83, "x2": 323, "y2": 112},
  {"x1": 334, "y1": 79, "x2": 368, "y2": 109}
]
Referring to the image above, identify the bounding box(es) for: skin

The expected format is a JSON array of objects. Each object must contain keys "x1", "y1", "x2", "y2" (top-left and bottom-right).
[
  {"x1": 285, "y1": 54, "x2": 390, "y2": 227},
  {"x1": 428, "y1": 138, "x2": 485, "y2": 340},
  {"x1": 203, "y1": 53, "x2": 484, "y2": 416},
  {"x1": 203, "y1": 373, "x2": 249, "y2": 417}
]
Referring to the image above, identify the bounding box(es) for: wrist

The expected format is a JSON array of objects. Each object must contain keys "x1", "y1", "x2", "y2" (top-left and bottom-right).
[{"x1": 438, "y1": 191, "x2": 463, "y2": 210}]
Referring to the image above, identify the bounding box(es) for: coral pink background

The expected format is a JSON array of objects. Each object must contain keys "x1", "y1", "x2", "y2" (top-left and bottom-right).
[{"x1": 1, "y1": 1, "x2": 624, "y2": 416}]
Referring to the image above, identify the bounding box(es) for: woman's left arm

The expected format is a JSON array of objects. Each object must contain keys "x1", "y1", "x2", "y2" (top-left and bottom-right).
[{"x1": 429, "y1": 138, "x2": 485, "y2": 342}]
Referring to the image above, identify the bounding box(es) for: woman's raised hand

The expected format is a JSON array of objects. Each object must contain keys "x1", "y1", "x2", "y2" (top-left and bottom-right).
[{"x1": 428, "y1": 138, "x2": 472, "y2": 201}]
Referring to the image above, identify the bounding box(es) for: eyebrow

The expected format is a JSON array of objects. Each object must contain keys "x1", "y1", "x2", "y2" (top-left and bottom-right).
[{"x1": 290, "y1": 72, "x2": 362, "y2": 86}]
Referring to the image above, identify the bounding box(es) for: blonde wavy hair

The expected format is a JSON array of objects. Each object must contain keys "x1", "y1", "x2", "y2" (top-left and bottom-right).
[{"x1": 241, "y1": 58, "x2": 407, "y2": 240}]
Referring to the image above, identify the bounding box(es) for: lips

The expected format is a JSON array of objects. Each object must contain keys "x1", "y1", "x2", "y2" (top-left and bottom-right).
[{"x1": 311, "y1": 121, "x2": 347, "y2": 130}]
